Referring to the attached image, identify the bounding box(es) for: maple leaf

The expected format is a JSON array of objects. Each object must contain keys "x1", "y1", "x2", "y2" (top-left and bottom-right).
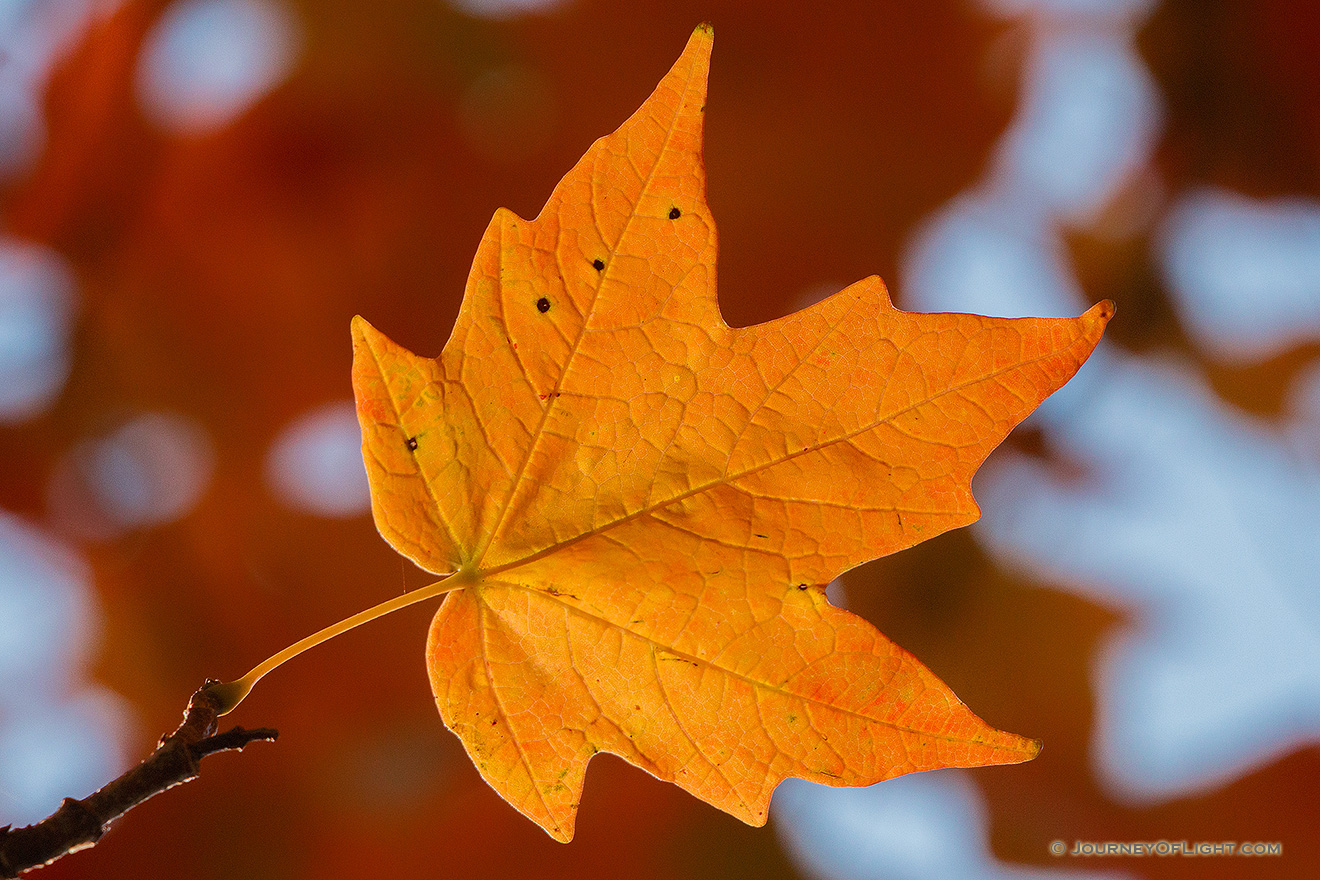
[{"x1": 348, "y1": 25, "x2": 1111, "y2": 841}]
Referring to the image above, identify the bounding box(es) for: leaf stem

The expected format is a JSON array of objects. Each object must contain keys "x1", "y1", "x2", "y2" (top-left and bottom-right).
[{"x1": 206, "y1": 571, "x2": 471, "y2": 715}]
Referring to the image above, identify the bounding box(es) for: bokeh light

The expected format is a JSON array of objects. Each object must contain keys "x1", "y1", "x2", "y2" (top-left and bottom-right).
[
  {"x1": 135, "y1": 0, "x2": 301, "y2": 134},
  {"x1": 0, "y1": 510, "x2": 95, "y2": 704},
  {"x1": 0, "y1": 512, "x2": 130, "y2": 826},
  {"x1": 975, "y1": 357, "x2": 1320, "y2": 800},
  {"x1": 991, "y1": 28, "x2": 1163, "y2": 225},
  {"x1": 1288, "y1": 360, "x2": 1320, "y2": 458},
  {"x1": 0, "y1": 0, "x2": 115, "y2": 178},
  {"x1": 1158, "y1": 187, "x2": 1320, "y2": 361},
  {"x1": 0, "y1": 238, "x2": 75, "y2": 423},
  {"x1": 446, "y1": 0, "x2": 571, "y2": 20},
  {"x1": 48, "y1": 412, "x2": 215, "y2": 541},
  {"x1": 265, "y1": 400, "x2": 371, "y2": 518},
  {"x1": 775, "y1": 771, "x2": 1127, "y2": 880}
]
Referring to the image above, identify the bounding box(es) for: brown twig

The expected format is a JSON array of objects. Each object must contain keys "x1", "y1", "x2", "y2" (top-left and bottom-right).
[{"x1": 0, "y1": 681, "x2": 277, "y2": 877}]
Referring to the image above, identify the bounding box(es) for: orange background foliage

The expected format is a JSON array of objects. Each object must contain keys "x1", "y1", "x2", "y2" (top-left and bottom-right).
[{"x1": 1, "y1": 1, "x2": 1316, "y2": 878}]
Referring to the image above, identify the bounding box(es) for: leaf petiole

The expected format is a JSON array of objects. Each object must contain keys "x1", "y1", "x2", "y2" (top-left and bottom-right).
[{"x1": 206, "y1": 570, "x2": 472, "y2": 715}]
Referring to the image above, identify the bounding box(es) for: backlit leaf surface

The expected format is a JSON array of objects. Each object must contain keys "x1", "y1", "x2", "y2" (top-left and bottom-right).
[{"x1": 352, "y1": 25, "x2": 1111, "y2": 841}]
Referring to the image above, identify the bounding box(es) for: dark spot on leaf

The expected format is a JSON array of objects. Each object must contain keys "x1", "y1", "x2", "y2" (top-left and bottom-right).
[
  {"x1": 797, "y1": 583, "x2": 808, "y2": 590},
  {"x1": 754, "y1": 533, "x2": 768, "y2": 539},
  {"x1": 668, "y1": 207, "x2": 681, "y2": 220},
  {"x1": 537, "y1": 297, "x2": 551, "y2": 313},
  {"x1": 406, "y1": 437, "x2": 418, "y2": 451},
  {"x1": 592, "y1": 259, "x2": 604, "y2": 271}
]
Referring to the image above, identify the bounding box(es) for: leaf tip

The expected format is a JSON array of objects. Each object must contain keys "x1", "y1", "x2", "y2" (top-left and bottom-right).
[
  {"x1": 980, "y1": 728, "x2": 1043, "y2": 767},
  {"x1": 351, "y1": 315, "x2": 395, "y2": 361},
  {"x1": 685, "y1": 21, "x2": 714, "y2": 63},
  {"x1": 350, "y1": 313, "x2": 374, "y2": 344},
  {"x1": 531, "y1": 809, "x2": 576, "y2": 843}
]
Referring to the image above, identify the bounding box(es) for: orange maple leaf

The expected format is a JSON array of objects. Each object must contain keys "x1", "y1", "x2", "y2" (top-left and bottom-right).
[{"x1": 230, "y1": 24, "x2": 1111, "y2": 842}]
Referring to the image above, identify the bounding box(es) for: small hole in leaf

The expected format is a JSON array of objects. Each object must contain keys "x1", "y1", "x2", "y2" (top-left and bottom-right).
[
  {"x1": 406, "y1": 437, "x2": 419, "y2": 451},
  {"x1": 668, "y1": 207, "x2": 681, "y2": 220},
  {"x1": 592, "y1": 259, "x2": 604, "y2": 271},
  {"x1": 537, "y1": 298, "x2": 551, "y2": 313}
]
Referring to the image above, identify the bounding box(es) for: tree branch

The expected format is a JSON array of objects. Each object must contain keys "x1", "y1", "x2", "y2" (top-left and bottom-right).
[{"x1": 0, "y1": 682, "x2": 276, "y2": 877}]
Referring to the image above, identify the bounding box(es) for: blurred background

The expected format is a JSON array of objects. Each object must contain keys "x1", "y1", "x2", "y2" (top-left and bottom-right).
[{"x1": 1, "y1": 0, "x2": 1317, "y2": 877}]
